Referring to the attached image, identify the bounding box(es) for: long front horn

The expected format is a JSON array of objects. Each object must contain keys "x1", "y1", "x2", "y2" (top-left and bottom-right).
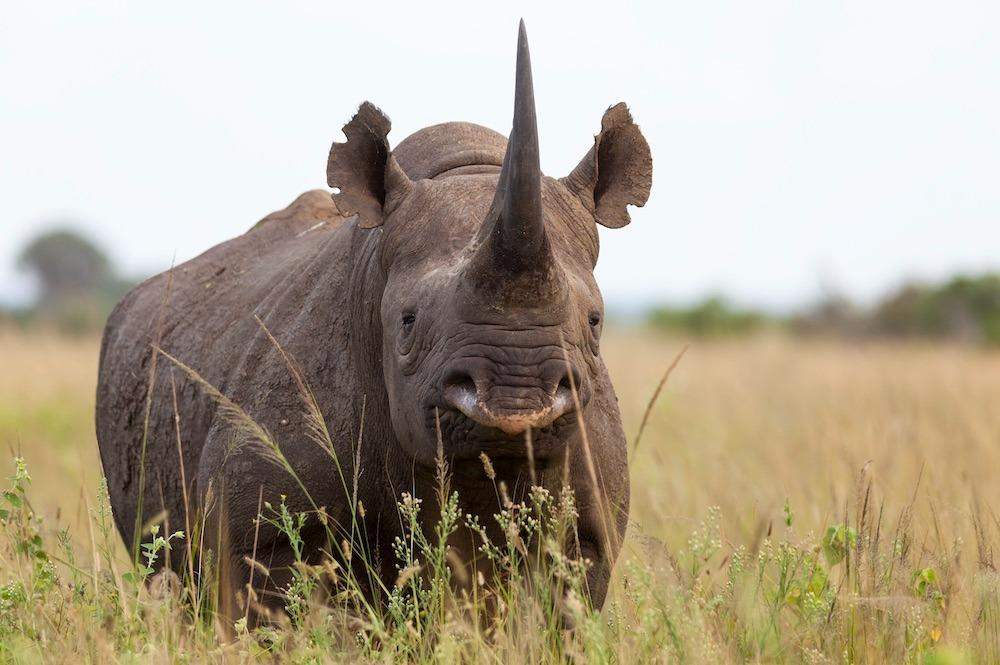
[{"x1": 476, "y1": 20, "x2": 548, "y2": 276}]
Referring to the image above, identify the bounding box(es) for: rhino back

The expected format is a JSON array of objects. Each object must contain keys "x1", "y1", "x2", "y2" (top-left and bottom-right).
[{"x1": 95, "y1": 190, "x2": 360, "y2": 550}]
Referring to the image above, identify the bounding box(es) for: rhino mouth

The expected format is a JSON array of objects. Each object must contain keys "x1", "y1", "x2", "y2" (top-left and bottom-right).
[{"x1": 426, "y1": 406, "x2": 577, "y2": 462}]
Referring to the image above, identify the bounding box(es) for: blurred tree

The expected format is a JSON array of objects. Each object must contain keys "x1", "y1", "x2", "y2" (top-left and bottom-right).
[
  {"x1": 13, "y1": 228, "x2": 137, "y2": 334},
  {"x1": 16, "y1": 229, "x2": 112, "y2": 302}
]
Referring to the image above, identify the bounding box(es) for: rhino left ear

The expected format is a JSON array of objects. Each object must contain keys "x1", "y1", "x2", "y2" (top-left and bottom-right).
[
  {"x1": 561, "y1": 103, "x2": 652, "y2": 229},
  {"x1": 327, "y1": 101, "x2": 412, "y2": 229}
]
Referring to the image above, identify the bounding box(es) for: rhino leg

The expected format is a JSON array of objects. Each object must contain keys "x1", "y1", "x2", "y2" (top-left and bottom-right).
[{"x1": 194, "y1": 417, "x2": 369, "y2": 625}]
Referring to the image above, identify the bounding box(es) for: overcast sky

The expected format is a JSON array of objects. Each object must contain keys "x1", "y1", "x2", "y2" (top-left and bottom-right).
[{"x1": 2, "y1": 1, "x2": 998, "y2": 311}]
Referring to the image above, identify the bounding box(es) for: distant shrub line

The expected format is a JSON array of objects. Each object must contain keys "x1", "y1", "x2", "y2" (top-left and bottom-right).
[
  {"x1": 646, "y1": 273, "x2": 1000, "y2": 345},
  {"x1": 3, "y1": 224, "x2": 997, "y2": 345}
]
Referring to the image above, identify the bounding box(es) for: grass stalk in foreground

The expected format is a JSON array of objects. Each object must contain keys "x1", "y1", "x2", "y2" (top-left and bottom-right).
[
  {"x1": 3, "y1": 330, "x2": 1000, "y2": 662},
  {"x1": 0, "y1": 448, "x2": 997, "y2": 662}
]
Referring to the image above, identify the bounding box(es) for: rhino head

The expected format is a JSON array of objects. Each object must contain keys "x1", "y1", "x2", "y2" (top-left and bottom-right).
[{"x1": 327, "y1": 22, "x2": 651, "y2": 476}]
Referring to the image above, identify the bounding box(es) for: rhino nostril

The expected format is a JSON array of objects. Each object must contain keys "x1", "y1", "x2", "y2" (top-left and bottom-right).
[
  {"x1": 442, "y1": 370, "x2": 480, "y2": 417},
  {"x1": 557, "y1": 365, "x2": 583, "y2": 395},
  {"x1": 442, "y1": 368, "x2": 477, "y2": 395}
]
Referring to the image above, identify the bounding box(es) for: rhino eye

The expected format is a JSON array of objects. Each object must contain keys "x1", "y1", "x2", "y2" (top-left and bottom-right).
[
  {"x1": 588, "y1": 312, "x2": 601, "y2": 327},
  {"x1": 401, "y1": 312, "x2": 416, "y2": 331}
]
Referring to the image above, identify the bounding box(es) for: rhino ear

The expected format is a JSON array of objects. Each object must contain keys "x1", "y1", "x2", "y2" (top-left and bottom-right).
[
  {"x1": 561, "y1": 103, "x2": 652, "y2": 229},
  {"x1": 327, "y1": 102, "x2": 412, "y2": 229}
]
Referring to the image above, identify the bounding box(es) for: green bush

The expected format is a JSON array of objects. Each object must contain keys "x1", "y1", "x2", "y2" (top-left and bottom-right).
[
  {"x1": 871, "y1": 274, "x2": 1000, "y2": 344},
  {"x1": 646, "y1": 297, "x2": 770, "y2": 337},
  {"x1": 646, "y1": 273, "x2": 1000, "y2": 346}
]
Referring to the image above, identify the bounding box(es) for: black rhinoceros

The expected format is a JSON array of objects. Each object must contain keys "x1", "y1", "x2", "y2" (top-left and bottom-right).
[{"x1": 96, "y1": 21, "x2": 651, "y2": 618}]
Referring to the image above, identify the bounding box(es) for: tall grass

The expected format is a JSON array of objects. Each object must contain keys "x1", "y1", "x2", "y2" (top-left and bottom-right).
[{"x1": 0, "y1": 327, "x2": 998, "y2": 662}]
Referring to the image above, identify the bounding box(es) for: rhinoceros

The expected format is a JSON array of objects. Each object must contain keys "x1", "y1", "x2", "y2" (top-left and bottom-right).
[{"x1": 96, "y1": 21, "x2": 651, "y2": 617}]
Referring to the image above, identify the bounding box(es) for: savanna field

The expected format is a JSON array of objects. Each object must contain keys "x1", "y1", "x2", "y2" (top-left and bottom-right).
[{"x1": 1, "y1": 326, "x2": 999, "y2": 663}]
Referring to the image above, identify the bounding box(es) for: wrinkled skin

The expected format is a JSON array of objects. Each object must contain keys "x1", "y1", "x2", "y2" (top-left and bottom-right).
[
  {"x1": 381, "y1": 174, "x2": 600, "y2": 466},
  {"x1": 95, "y1": 25, "x2": 651, "y2": 622}
]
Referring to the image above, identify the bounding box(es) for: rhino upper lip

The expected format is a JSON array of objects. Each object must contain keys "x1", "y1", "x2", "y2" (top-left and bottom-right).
[{"x1": 442, "y1": 382, "x2": 575, "y2": 436}]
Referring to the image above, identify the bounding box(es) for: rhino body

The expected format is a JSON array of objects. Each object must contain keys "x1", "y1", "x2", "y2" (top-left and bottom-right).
[{"x1": 96, "y1": 23, "x2": 651, "y2": 616}]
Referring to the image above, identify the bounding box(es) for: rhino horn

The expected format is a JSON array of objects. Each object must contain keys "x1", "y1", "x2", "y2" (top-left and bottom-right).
[{"x1": 472, "y1": 20, "x2": 551, "y2": 283}]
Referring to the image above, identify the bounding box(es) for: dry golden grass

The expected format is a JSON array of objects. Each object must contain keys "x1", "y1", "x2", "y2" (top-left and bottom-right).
[
  {"x1": 607, "y1": 331, "x2": 1000, "y2": 544},
  {"x1": 0, "y1": 329, "x2": 104, "y2": 524},
  {"x1": 610, "y1": 331, "x2": 1000, "y2": 662},
  {"x1": 0, "y1": 325, "x2": 998, "y2": 662}
]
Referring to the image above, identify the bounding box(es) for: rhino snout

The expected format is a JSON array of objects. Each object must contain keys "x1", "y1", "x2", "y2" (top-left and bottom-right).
[{"x1": 441, "y1": 362, "x2": 584, "y2": 436}]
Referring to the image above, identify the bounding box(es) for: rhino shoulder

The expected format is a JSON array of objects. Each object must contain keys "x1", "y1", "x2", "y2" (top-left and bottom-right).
[{"x1": 248, "y1": 189, "x2": 349, "y2": 237}]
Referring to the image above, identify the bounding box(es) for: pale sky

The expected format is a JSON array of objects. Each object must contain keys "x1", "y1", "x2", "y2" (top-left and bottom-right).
[{"x1": 2, "y1": 1, "x2": 998, "y2": 311}]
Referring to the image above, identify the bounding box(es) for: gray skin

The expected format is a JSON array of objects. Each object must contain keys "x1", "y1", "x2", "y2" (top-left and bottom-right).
[{"x1": 95, "y1": 23, "x2": 651, "y2": 620}]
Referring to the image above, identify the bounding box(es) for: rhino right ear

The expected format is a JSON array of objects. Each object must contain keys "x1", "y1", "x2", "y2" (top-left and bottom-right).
[{"x1": 327, "y1": 102, "x2": 412, "y2": 229}]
